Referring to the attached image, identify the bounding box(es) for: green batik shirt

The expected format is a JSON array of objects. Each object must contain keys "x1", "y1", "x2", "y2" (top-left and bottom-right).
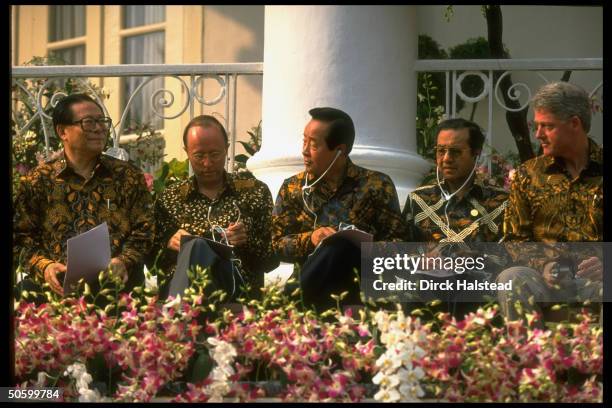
[
  {"x1": 153, "y1": 172, "x2": 278, "y2": 295},
  {"x1": 503, "y1": 138, "x2": 603, "y2": 271},
  {"x1": 402, "y1": 176, "x2": 509, "y2": 243},
  {"x1": 272, "y1": 159, "x2": 406, "y2": 266},
  {"x1": 13, "y1": 152, "x2": 155, "y2": 284}
]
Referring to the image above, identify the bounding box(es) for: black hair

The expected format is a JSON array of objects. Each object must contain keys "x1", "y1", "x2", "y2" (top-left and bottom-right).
[
  {"x1": 182, "y1": 114, "x2": 228, "y2": 147},
  {"x1": 52, "y1": 93, "x2": 105, "y2": 134},
  {"x1": 308, "y1": 107, "x2": 355, "y2": 154},
  {"x1": 435, "y1": 117, "x2": 485, "y2": 154}
]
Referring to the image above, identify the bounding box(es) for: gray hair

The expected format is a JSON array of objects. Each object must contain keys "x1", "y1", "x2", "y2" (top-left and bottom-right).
[{"x1": 532, "y1": 81, "x2": 591, "y2": 133}]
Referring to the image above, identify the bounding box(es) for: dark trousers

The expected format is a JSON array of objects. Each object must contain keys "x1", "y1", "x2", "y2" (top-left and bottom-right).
[
  {"x1": 164, "y1": 238, "x2": 244, "y2": 301},
  {"x1": 286, "y1": 238, "x2": 362, "y2": 311}
]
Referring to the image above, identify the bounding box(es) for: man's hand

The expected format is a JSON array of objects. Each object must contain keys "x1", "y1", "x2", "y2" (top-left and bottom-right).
[
  {"x1": 311, "y1": 226, "x2": 337, "y2": 246},
  {"x1": 226, "y1": 222, "x2": 247, "y2": 246},
  {"x1": 422, "y1": 247, "x2": 443, "y2": 271},
  {"x1": 44, "y1": 262, "x2": 66, "y2": 296},
  {"x1": 576, "y1": 256, "x2": 603, "y2": 281},
  {"x1": 543, "y1": 261, "x2": 573, "y2": 288},
  {"x1": 168, "y1": 229, "x2": 190, "y2": 252},
  {"x1": 110, "y1": 257, "x2": 128, "y2": 284}
]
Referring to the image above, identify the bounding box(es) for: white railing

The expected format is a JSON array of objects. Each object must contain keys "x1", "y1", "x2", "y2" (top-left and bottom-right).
[
  {"x1": 413, "y1": 58, "x2": 603, "y2": 162},
  {"x1": 11, "y1": 63, "x2": 263, "y2": 173},
  {"x1": 12, "y1": 58, "x2": 602, "y2": 173}
]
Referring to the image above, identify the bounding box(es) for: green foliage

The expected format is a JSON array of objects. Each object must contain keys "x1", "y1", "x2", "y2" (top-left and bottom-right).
[
  {"x1": 416, "y1": 74, "x2": 445, "y2": 162},
  {"x1": 153, "y1": 158, "x2": 190, "y2": 195},
  {"x1": 415, "y1": 33, "x2": 509, "y2": 161},
  {"x1": 233, "y1": 121, "x2": 262, "y2": 174},
  {"x1": 416, "y1": 35, "x2": 448, "y2": 161},
  {"x1": 120, "y1": 122, "x2": 166, "y2": 174}
]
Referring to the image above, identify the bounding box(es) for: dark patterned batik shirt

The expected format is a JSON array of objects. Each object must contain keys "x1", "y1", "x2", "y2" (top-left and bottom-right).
[
  {"x1": 272, "y1": 159, "x2": 406, "y2": 266},
  {"x1": 13, "y1": 152, "x2": 155, "y2": 284},
  {"x1": 153, "y1": 172, "x2": 278, "y2": 296},
  {"x1": 503, "y1": 138, "x2": 603, "y2": 270},
  {"x1": 402, "y1": 177, "x2": 509, "y2": 243}
]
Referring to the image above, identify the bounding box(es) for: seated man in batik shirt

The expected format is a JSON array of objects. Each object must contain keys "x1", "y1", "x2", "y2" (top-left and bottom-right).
[
  {"x1": 14, "y1": 93, "x2": 155, "y2": 299},
  {"x1": 273, "y1": 107, "x2": 407, "y2": 310},
  {"x1": 497, "y1": 82, "x2": 603, "y2": 327},
  {"x1": 152, "y1": 115, "x2": 278, "y2": 301},
  {"x1": 402, "y1": 118, "x2": 509, "y2": 317}
]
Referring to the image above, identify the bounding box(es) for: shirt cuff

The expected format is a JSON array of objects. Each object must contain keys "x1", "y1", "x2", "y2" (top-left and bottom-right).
[{"x1": 32, "y1": 257, "x2": 56, "y2": 281}]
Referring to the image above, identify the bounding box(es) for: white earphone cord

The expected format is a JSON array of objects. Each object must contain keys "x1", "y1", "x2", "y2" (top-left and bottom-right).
[
  {"x1": 436, "y1": 154, "x2": 481, "y2": 229},
  {"x1": 302, "y1": 149, "x2": 342, "y2": 191},
  {"x1": 301, "y1": 149, "x2": 342, "y2": 229}
]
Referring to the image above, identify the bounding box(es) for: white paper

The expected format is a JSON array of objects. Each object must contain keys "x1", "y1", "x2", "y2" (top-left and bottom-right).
[{"x1": 64, "y1": 222, "x2": 111, "y2": 294}]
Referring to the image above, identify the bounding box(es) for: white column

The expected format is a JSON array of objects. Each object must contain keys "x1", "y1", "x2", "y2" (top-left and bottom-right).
[{"x1": 248, "y1": 5, "x2": 430, "y2": 206}]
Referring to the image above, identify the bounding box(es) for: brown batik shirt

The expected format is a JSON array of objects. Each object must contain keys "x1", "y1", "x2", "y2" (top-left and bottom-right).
[
  {"x1": 13, "y1": 152, "x2": 155, "y2": 285},
  {"x1": 153, "y1": 172, "x2": 278, "y2": 295},
  {"x1": 272, "y1": 159, "x2": 406, "y2": 266},
  {"x1": 503, "y1": 138, "x2": 603, "y2": 271}
]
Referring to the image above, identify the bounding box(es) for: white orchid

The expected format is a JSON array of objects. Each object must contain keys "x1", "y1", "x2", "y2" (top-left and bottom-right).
[
  {"x1": 374, "y1": 387, "x2": 401, "y2": 402},
  {"x1": 63, "y1": 362, "x2": 108, "y2": 402},
  {"x1": 373, "y1": 310, "x2": 426, "y2": 402},
  {"x1": 399, "y1": 383, "x2": 425, "y2": 401},
  {"x1": 143, "y1": 266, "x2": 157, "y2": 291},
  {"x1": 375, "y1": 353, "x2": 401, "y2": 371},
  {"x1": 35, "y1": 371, "x2": 48, "y2": 387},
  {"x1": 373, "y1": 371, "x2": 400, "y2": 388},
  {"x1": 163, "y1": 294, "x2": 182, "y2": 310},
  {"x1": 78, "y1": 388, "x2": 103, "y2": 403},
  {"x1": 200, "y1": 336, "x2": 238, "y2": 402}
]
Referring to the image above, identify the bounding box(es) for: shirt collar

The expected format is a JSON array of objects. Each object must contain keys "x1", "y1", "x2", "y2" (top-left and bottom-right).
[
  {"x1": 304, "y1": 158, "x2": 358, "y2": 193},
  {"x1": 52, "y1": 150, "x2": 110, "y2": 178},
  {"x1": 439, "y1": 174, "x2": 484, "y2": 199},
  {"x1": 543, "y1": 137, "x2": 603, "y2": 175},
  {"x1": 182, "y1": 171, "x2": 234, "y2": 200}
]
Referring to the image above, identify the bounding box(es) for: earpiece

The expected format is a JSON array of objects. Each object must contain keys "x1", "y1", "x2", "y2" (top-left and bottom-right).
[{"x1": 302, "y1": 148, "x2": 343, "y2": 192}]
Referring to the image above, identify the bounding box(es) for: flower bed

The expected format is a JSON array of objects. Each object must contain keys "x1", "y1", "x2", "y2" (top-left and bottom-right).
[{"x1": 14, "y1": 276, "x2": 602, "y2": 403}]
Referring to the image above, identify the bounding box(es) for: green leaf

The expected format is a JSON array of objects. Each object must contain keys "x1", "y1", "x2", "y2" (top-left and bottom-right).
[
  {"x1": 234, "y1": 154, "x2": 250, "y2": 164},
  {"x1": 155, "y1": 162, "x2": 169, "y2": 180},
  {"x1": 238, "y1": 141, "x2": 257, "y2": 156},
  {"x1": 189, "y1": 352, "x2": 213, "y2": 383}
]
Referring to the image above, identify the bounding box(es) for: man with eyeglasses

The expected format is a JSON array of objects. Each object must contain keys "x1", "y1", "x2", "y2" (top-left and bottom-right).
[
  {"x1": 14, "y1": 93, "x2": 155, "y2": 299},
  {"x1": 273, "y1": 107, "x2": 406, "y2": 311},
  {"x1": 401, "y1": 118, "x2": 509, "y2": 317},
  {"x1": 151, "y1": 115, "x2": 278, "y2": 301}
]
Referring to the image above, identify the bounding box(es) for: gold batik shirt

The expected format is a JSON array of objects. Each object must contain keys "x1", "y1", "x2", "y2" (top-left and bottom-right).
[
  {"x1": 402, "y1": 177, "x2": 509, "y2": 243},
  {"x1": 503, "y1": 138, "x2": 603, "y2": 270},
  {"x1": 153, "y1": 172, "x2": 278, "y2": 295},
  {"x1": 13, "y1": 152, "x2": 155, "y2": 283},
  {"x1": 272, "y1": 159, "x2": 406, "y2": 265}
]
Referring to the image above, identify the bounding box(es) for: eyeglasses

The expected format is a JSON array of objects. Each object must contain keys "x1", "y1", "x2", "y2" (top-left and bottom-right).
[
  {"x1": 71, "y1": 117, "x2": 113, "y2": 131},
  {"x1": 434, "y1": 146, "x2": 469, "y2": 158}
]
